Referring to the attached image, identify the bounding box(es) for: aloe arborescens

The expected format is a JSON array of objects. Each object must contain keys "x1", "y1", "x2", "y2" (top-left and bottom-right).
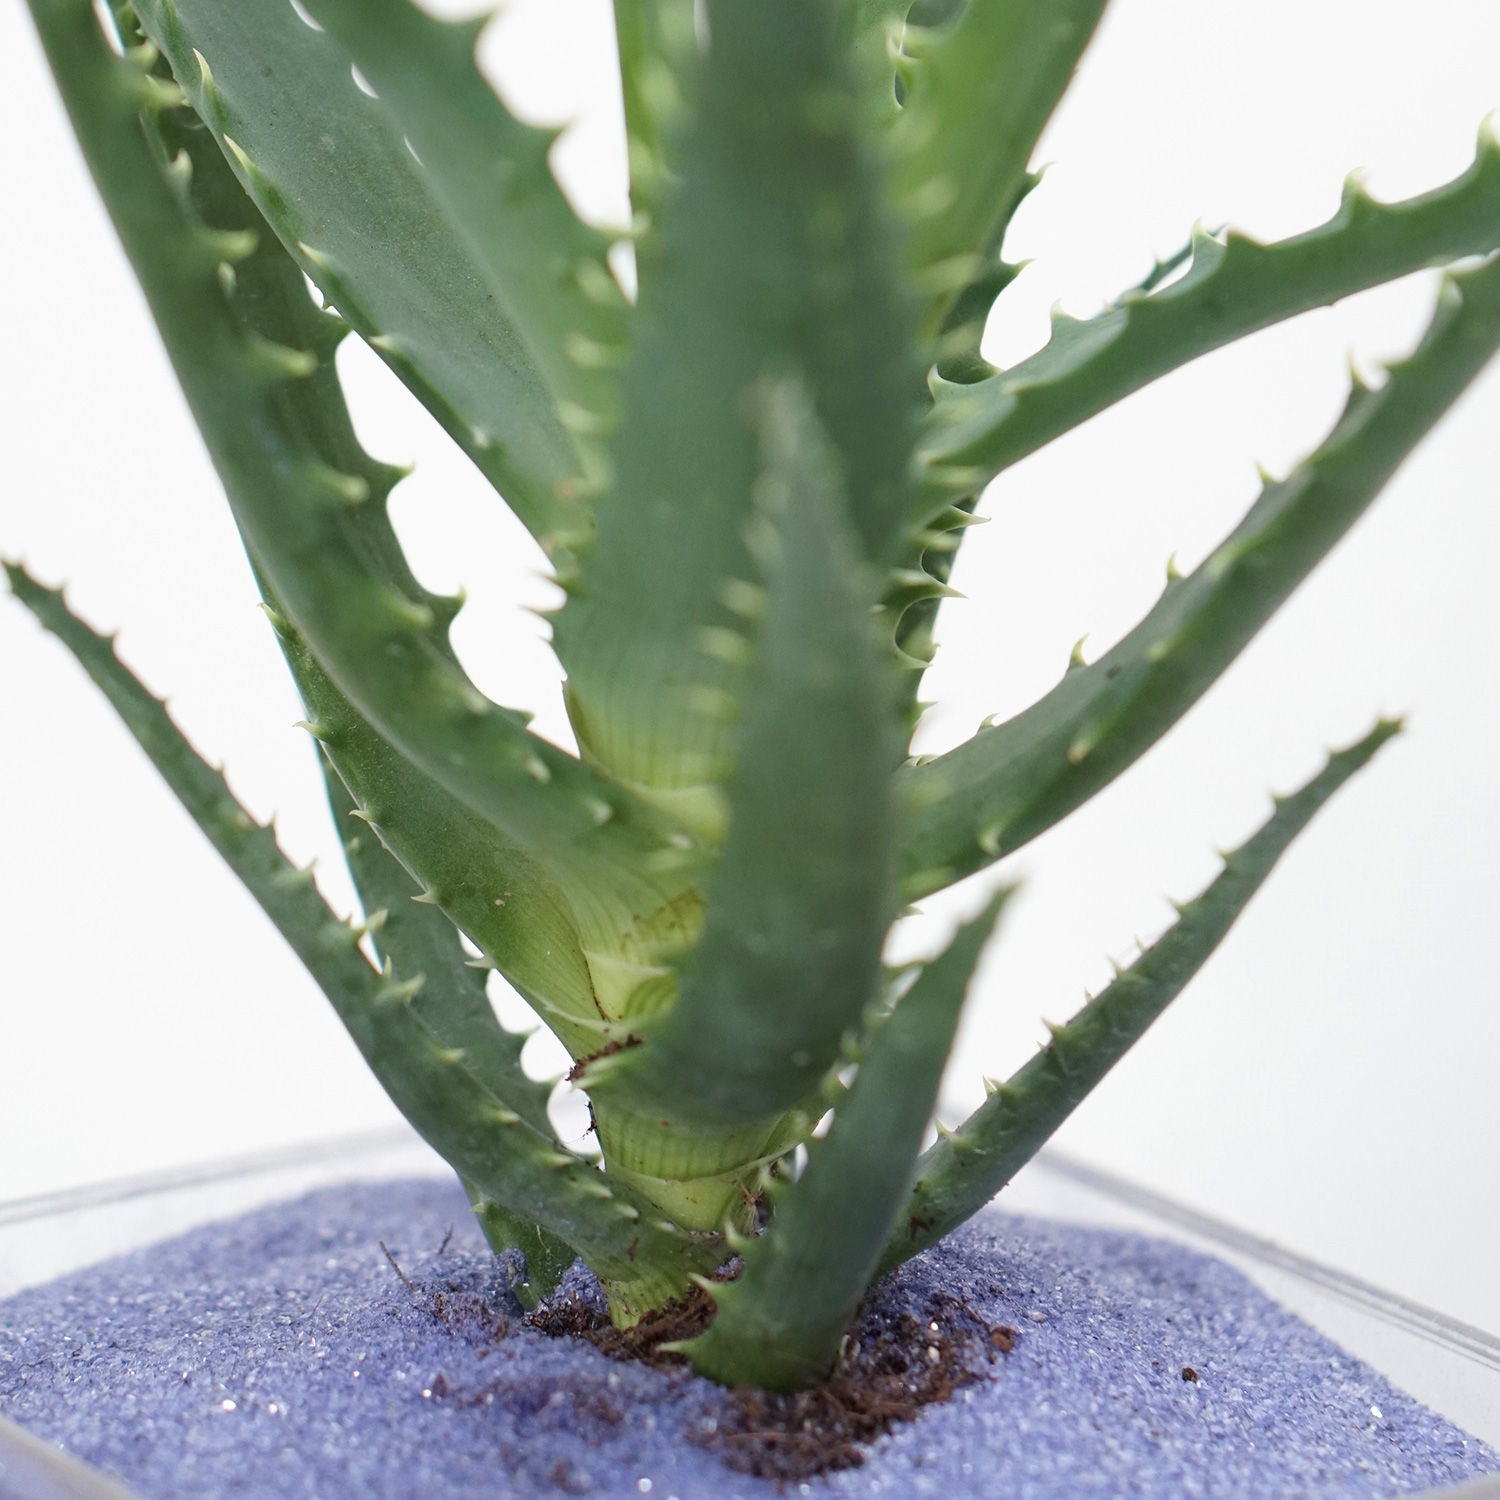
[{"x1": 12, "y1": 0, "x2": 1500, "y2": 1390}]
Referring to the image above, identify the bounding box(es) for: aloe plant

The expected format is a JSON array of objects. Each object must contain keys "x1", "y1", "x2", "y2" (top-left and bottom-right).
[{"x1": 11, "y1": 0, "x2": 1499, "y2": 1391}]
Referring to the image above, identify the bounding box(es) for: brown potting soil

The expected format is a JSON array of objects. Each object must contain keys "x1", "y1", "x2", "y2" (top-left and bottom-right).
[{"x1": 529, "y1": 1280, "x2": 1016, "y2": 1482}]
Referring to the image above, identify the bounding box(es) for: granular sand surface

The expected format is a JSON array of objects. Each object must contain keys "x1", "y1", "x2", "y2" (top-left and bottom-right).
[{"x1": 1, "y1": 1178, "x2": 1494, "y2": 1498}]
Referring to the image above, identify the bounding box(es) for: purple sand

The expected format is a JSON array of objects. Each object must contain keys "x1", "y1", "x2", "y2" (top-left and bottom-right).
[{"x1": 0, "y1": 1180, "x2": 1494, "y2": 1499}]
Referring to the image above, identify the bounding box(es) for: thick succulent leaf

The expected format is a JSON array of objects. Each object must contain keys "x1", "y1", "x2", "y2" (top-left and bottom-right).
[
  {"x1": 318, "y1": 766, "x2": 576, "y2": 1299},
  {"x1": 683, "y1": 891, "x2": 1012, "y2": 1390},
  {"x1": 295, "y1": 0, "x2": 630, "y2": 560},
  {"x1": 612, "y1": 0, "x2": 696, "y2": 225},
  {"x1": 551, "y1": 0, "x2": 922, "y2": 819},
  {"x1": 129, "y1": 87, "x2": 639, "y2": 1050},
  {"x1": 890, "y1": 0, "x2": 1109, "y2": 341},
  {"x1": 902, "y1": 253, "x2": 1500, "y2": 898},
  {"x1": 582, "y1": 383, "x2": 904, "y2": 1130},
  {"x1": 279, "y1": 616, "x2": 606, "y2": 1059},
  {"x1": 883, "y1": 719, "x2": 1402, "y2": 1273},
  {"x1": 134, "y1": 81, "x2": 466, "y2": 656},
  {"x1": 126, "y1": 0, "x2": 591, "y2": 548},
  {"x1": 2, "y1": 559, "x2": 718, "y2": 1318},
  {"x1": 839, "y1": 0, "x2": 908, "y2": 109},
  {"x1": 127, "y1": 71, "x2": 617, "y2": 1061},
  {"x1": 919, "y1": 135, "x2": 1500, "y2": 512},
  {"x1": 32, "y1": 7, "x2": 690, "y2": 928},
  {"x1": 584, "y1": 1110, "x2": 806, "y2": 1239},
  {"x1": 319, "y1": 766, "x2": 551, "y2": 1132}
]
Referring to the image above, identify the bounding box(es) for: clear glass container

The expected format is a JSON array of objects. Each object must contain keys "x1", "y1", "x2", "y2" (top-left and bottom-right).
[{"x1": 2, "y1": 1130, "x2": 1496, "y2": 1499}]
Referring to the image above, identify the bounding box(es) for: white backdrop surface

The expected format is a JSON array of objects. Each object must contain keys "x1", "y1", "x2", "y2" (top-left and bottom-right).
[{"x1": 3, "y1": 1, "x2": 1497, "y2": 1331}]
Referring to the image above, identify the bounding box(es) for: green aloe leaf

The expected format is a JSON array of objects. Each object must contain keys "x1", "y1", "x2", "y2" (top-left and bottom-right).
[
  {"x1": 123, "y1": 62, "x2": 616, "y2": 1070},
  {"x1": 682, "y1": 890, "x2": 1012, "y2": 1389},
  {"x1": 839, "y1": 0, "x2": 909, "y2": 109},
  {"x1": 550, "y1": 0, "x2": 922, "y2": 824},
  {"x1": 128, "y1": 0, "x2": 595, "y2": 548},
  {"x1": 277, "y1": 613, "x2": 604, "y2": 1060},
  {"x1": 584, "y1": 381, "x2": 903, "y2": 1131},
  {"x1": 317, "y1": 765, "x2": 576, "y2": 1301},
  {"x1": 902, "y1": 252, "x2": 1500, "y2": 898},
  {"x1": 131, "y1": 80, "x2": 624, "y2": 1057},
  {"x1": 918, "y1": 136, "x2": 1500, "y2": 510},
  {"x1": 3, "y1": 560, "x2": 719, "y2": 1320},
  {"x1": 890, "y1": 0, "x2": 1109, "y2": 344},
  {"x1": 882, "y1": 718, "x2": 1401, "y2": 1273},
  {"x1": 294, "y1": 0, "x2": 630, "y2": 562},
  {"x1": 32, "y1": 1, "x2": 689, "y2": 925},
  {"x1": 319, "y1": 766, "x2": 552, "y2": 1133},
  {"x1": 611, "y1": 0, "x2": 696, "y2": 225}
]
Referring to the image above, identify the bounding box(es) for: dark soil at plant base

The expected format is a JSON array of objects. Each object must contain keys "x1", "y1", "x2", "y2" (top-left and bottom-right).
[
  {"x1": 0, "y1": 1178, "x2": 1495, "y2": 1500},
  {"x1": 530, "y1": 1277, "x2": 1015, "y2": 1480}
]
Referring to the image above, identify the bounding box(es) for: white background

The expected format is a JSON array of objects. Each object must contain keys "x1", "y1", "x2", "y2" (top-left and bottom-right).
[{"x1": 3, "y1": 1, "x2": 1497, "y2": 1332}]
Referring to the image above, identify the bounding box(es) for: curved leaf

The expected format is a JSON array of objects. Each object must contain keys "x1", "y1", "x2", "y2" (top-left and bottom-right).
[
  {"x1": 551, "y1": 0, "x2": 922, "y2": 819},
  {"x1": 585, "y1": 382, "x2": 903, "y2": 1131},
  {"x1": 890, "y1": 0, "x2": 1108, "y2": 341},
  {"x1": 4, "y1": 559, "x2": 717, "y2": 1317},
  {"x1": 903, "y1": 254, "x2": 1500, "y2": 897},
  {"x1": 883, "y1": 719, "x2": 1401, "y2": 1272},
  {"x1": 919, "y1": 136, "x2": 1500, "y2": 511},
  {"x1": 684, "y1": 890, "x2": 1011, "y2": 1389},
  {"x1": 130, "y1": 0, "x2": 595, "y2": 546}
]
